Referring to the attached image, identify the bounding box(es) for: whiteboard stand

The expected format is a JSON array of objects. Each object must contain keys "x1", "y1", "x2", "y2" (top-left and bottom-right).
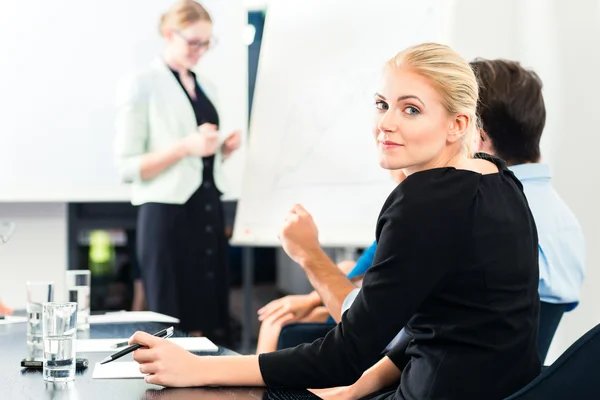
[
  {"x1": 335, "y1": 247, "x2": 357, "y2": 263},
  {"x1": 241, "y1": 247, "x2": 255, "y2": 354}
]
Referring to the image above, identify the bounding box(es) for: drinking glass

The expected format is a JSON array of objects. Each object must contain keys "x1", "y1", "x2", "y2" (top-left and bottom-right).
[
  {"x1": 26, "y1": 281, "x2": 54, "y2": 356},
  {"x1": 66, "y1": 270, "x2": 91, "y2": 331},
  {"x1": 42, "y1": 302, "x2": 77, "y2": 382}
]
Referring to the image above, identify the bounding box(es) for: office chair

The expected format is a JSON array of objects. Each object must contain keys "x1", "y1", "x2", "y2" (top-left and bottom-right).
[
  {"x1": 504, "y1": 322, "x2": 600, "y2": 399},
  {"x1": 277, "y1": 322, "x2": 336, "y2": 350}
]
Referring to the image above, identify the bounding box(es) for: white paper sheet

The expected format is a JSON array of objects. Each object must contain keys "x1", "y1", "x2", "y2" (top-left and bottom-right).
[
  {"x1": 88, "y1": 311, "x2": 179, "y2": 325},
  {"x1": 92, "y1": 362, "x2": 145, "y2": 379},
  {"x1": 77, "y1": 337, "x2": 218, "y2": 353},
  {"x1": 0, "y1": 316, "x2": 27, "y2": 325}
]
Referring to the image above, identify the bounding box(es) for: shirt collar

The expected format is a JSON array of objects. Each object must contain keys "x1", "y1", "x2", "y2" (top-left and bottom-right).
[{"x1": 508, "y1": 163, "x2": 552, "y2": 181}]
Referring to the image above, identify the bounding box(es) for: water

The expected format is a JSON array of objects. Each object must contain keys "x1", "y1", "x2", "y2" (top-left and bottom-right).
[
  {"x1": 68, "y1": 286, "x2": 90, "y2": 330},
  {"x1": 43, "y1": 336, "x2": 76, "y2": 382},
  {"x1": 27, "y1": 302, "x2": 43, "y2": 350}
]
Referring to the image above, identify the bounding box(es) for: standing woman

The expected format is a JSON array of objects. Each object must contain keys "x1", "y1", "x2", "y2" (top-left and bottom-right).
[{"x1": 114, "y1": 0, "x2": 241, "y2": 337}]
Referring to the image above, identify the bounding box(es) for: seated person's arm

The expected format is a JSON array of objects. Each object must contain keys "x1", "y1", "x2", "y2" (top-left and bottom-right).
[
  {"x1": 126, "y1": 191, "x2": 463, "y2": 388},
  {"x1": 303, "y1": 259, "x2": 358, "y2": 311},
  {"x1": 0, "y1": 297, "x2": 12, "y2": 316},
  {"x1": 309, "y1": 356, "x2": 402, "y2": 400},
  {"x1": 309, "y1": 240, "x2": 376, "y2": 322},
  {"x1": 257, "y1": 259, "x2": 358, "y2": 323},
  {"x1": 321, "y1": 241, "x2": 375, "y2": 322}
]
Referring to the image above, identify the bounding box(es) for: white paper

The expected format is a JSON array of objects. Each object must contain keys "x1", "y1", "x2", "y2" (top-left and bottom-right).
[
  {"x1": 92, "y1": 362, "x2": 145, "y2": 379},
  {"x1": 0, "y1": 316, "x2": 27, "y2": 325},
  {"x1": 77, "y1": 337, "x2": 218, "y2": 353},
  {"x1": 88, "y1": 311, "x2": 179, "y2": 325}
]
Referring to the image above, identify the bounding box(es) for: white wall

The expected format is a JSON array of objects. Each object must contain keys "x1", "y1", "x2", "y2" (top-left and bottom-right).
[
  {"x1": 0, "y1": 0, "x2": 247, "y2": 202},
  {"x1": 543, "y1": 0, "x2": 600, "y2": 364},
  {"x1": 0, "y1": 204, "x2": 67, "y2": 308}
]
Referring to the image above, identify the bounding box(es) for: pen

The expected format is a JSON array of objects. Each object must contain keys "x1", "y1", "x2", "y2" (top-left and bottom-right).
[
  {"x1": 99, "y1": 326, "x2": 174, "y2": 365},
  {"x1": 112, "y1": 340, "x2": 129, "y2": 349}
]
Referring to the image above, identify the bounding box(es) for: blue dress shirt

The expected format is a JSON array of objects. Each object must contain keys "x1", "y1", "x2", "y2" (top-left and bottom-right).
[
  {"x1": 510, "y1": 163, "x2": 586, "y2": 310},
  {"x1": 347, "y1": 241, "x2": 377, "y2": 279}
]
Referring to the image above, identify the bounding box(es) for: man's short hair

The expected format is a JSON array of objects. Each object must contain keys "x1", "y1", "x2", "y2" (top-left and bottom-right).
[{"x1": 471, "y1": 59, "x2": 546, "y2": 164}]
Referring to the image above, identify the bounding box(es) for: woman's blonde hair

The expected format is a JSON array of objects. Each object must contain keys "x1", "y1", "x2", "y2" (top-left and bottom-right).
[
  {"x1": 159, "y1": 0, "x2": 212, "y2": 36},
  {"x1": 388, "y1": 43, "x2": 480, "y2": 156}
]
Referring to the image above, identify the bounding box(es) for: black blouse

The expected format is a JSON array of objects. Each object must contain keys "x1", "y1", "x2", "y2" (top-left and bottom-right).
[
  {"x1": 259, "y1": 154, "x2": 541, "y2": 400},
  {"x1": 170, "y1": 68, "x2": 220, "y2": 190}
]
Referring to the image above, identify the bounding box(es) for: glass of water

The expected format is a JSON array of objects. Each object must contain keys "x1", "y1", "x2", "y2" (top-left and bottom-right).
[
  {"x1": 66, "y1": 270, "x2": 91, "y2": 331},
  {"x1": 42, "y1": 302, "x2": 77, "y2": 382},
  {"x1": 26, "y1": 281, "x2": 54, "y2": 356}
]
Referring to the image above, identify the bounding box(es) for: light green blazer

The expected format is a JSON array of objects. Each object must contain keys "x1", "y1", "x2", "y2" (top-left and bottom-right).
[{"x1": 114, "y1": 58, "x2": 229, "y2": 205}]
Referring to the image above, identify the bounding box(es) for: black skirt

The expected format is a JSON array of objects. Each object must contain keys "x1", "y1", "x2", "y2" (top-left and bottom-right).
[{"x1": 136, "y1": 157, "x2": 229, "y2": 333}]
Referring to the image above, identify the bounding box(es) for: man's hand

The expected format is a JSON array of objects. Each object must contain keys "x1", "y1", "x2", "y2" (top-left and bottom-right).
[{"x1": 279, "y1": 204, "x2": 321, "y2": 266}]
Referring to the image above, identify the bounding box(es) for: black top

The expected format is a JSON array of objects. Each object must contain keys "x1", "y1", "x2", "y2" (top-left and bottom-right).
[
  {"x1": 170, "y1": 68, "x2": 221, "y2": 192},
  {"x1": 259, "y1": 154, "x2": 541, "y2": 400},
  {"x1": 170, "y1": 68, "x2": 219, "y2": 127}
]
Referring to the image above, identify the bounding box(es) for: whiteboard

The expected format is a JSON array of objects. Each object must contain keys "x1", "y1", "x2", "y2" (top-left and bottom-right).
[
  {"x1": 233, "y1": 0, "x2": 445, "y2": 247},
  {"x1": 233, "y1": 0, "x2": 595, "y2": 247},
  {"x1": 0, "y1": 0, "x2": 247, "y2": 202}
]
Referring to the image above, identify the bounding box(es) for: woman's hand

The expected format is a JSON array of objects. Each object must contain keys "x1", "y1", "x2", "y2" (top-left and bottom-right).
[
  {"x1": 131, "y1": 333, "x2": 264, "y2": 387},
  {"x1": 180, "y1": 127, "x2": 220, "y2": 157},
  {"x1": 301, "y1": 306, "x2": 330, "y2": 322},
  {"x1": 309, "y1": 385, "x2": 356, "y2": 400},
  {"x1": 255, "y1": 311, "x2": 296, "y2": 354},
  {"x1": 257, "y1": 294, "x2": 317, "y2": 322},
  {"x1": 130, "y1": 331, "x2": 204, "y2": 387},
  {"x1": 221, "y1": 130, "x2": 242, "y2": 158},
  {"x1": 313, "y1": 356, "x2": 402, "y2": 399}
]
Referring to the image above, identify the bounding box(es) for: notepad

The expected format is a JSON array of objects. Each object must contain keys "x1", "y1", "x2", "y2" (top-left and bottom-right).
[
  {"x1": 88, "y1": 311, "x2": 180, "y2": 325},
  {"x1": 0, "y1": 316, "x2": 27, "y2": 325},
  {"x1": 77, "y1": 337, "x2": 218, "y2": 353},
  {"x1": 92, "y1": 362, "x2": 145, "y2": 379}
]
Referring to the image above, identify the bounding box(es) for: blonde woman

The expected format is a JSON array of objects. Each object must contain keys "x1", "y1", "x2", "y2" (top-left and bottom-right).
[
  {"x1": 114, "y1": 0, "x2": 240, "y2": 337},
  {"x1": 126, "y1": 43, "x2": 541, "y2": 400}
]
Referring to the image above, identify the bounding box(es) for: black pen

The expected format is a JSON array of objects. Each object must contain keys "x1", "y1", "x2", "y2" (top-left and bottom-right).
[
  {"x1": 99, "y1": 326, "x2": 174, "y2": 365},
  {"x1": 112, "y1": 340, "x2": 129, "y2": 349}
]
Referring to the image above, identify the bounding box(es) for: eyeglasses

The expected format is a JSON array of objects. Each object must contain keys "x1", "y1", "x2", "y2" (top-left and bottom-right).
[{"x1": 175, "y1": 31, "x2": 218, "y2": 51}]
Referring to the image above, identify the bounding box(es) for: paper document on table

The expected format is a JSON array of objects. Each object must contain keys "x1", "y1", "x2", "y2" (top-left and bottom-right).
[
  {"x1": 88, "y1": 311, "x2": 179, "y2": 324},
  {"x1": 92, "y1": 362, "x2": 145, "y2": 379},
  {"x1": 0, "y1": 316, "x2": 27, "y2": 325},
  {"x1": 77, "y1": 337, "x2": 219, "y2": 353}
]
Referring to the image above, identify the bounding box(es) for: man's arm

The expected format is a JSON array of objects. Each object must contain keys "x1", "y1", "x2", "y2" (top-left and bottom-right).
[
  {"x1": 303, "y1": 259, "x2": 357, "y2": 309},
  {"x1": 300, "y1": 249, "x2": 357, "y2": 323},
  {"x1": 278, "y1": 207, "x2": 378, "y2": 322}
]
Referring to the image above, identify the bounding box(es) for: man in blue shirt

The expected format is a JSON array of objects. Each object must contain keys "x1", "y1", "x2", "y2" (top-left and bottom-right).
[{"x1": 472, "y1": 59, "x2": 586, "y2": 361}]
